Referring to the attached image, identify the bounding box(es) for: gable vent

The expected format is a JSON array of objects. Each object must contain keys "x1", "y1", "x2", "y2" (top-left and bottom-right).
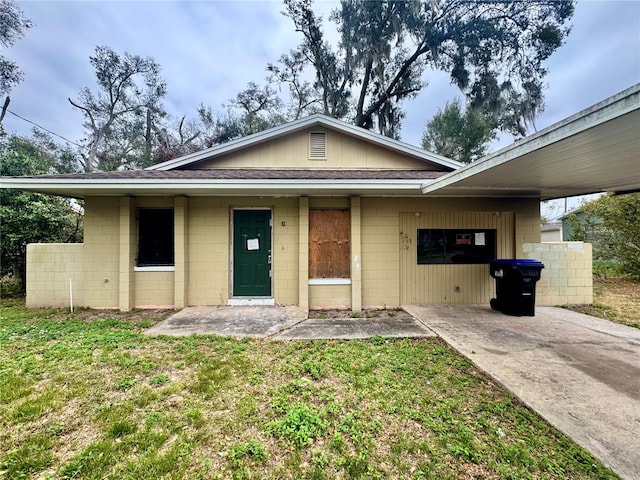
[{"x1": 309, "y1": 131, "x2": 327, "y2": 159}]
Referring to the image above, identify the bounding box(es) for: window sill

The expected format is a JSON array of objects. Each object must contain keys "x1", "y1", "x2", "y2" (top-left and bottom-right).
[
  {"x1": 308, "y1": 278, "x2": 351, "y2": 285},
  {"x1": 134, "y1": 266, "x2": 175, "y2": 272}
]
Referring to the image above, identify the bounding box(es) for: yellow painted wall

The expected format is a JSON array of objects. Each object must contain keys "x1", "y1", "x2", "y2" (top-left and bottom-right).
[
  {"x1": 359, "y1": 197, "x2": 540, "y2": 307},
  {"x1": 80, "y1": 197, "x2": 120, "y2": 307},
  {"x1": 309, "y1": 284, "x2": 352, "y2": 309},
  {"x1": 524, "y1": 242, "x2": 593, "y2": 305},
  {"x1": 134, "y1": 271, "x2": 175, "y2": 308},
  {"x1": 26, "y1": 243, "x2": 85, "y2": 308},
  {"x1": 272, "y1": 203, "x2": 300, "y2": 305},
  {"x1": 193, "y1": 128, "x2": 441, "y2": 171},
  {"x1": 186, "y1": 197, "x2": 299, "y2": 306},
  {"x1": 26, "y1": 196, "x2": 122, "y2": 308},
  {"x1": 398, "y1": 211, "x2": 514, "y2": 304},
  {"x1": 26, "y1": 194, "x2": 544, "y2": 309}
]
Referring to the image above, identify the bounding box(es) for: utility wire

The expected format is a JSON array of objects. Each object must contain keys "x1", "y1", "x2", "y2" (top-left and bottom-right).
[{"x1": 6, "y1": 109, "x2": 83, "y2": 148}]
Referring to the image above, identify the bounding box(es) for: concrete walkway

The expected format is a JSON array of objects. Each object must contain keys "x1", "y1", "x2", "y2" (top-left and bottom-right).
[
  {"x1": 144, "y1": 305, "x2": 434, "y2": 339},
  {"x1": 404, "y1": 304, "x2": 640, "y2": 480},
  {"x1": 144, "y1": 305, "x2": 308, "y2": 337}
]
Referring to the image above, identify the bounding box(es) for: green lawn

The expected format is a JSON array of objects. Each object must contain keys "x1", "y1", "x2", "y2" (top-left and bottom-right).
[{"x1": 0, "y1": 300, "x2": 618, "y2": 479}]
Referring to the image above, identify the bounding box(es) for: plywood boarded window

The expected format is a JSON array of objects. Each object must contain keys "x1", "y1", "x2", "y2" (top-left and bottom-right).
[{"x1": 309, "y1": 209, "x2": 350, "y2": 278}]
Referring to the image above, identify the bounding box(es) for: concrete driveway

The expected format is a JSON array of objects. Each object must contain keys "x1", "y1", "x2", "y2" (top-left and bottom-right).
[{"x1": 404, "y1": 304, "x2": 640, "y2": 480}]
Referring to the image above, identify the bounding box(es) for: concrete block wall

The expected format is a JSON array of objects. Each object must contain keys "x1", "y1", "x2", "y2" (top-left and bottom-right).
[
  {"x1": 523, "y1": 242, "x2": 593, "y2": 306},
  {"x1": 26, "y1": 244, "x2": 85, "y2": 308},
  {"x1": 360, "y1": 197, "x2": 539, "y2": 307},
  {"x1": 134, "y1": 271, "x2": 175, "y2": 308},
  {"x1": 187, "y1": 198, "x2": 231, "y2": 305},
  {"x1": 186, "y1": 197, "x2": 300, "y2": 306},
  {"x1": 26, "y1": 196, "x2": 122, "y2": 309},
  {"x1": 83, "y1": 197, "x2": 120, "y2": 307},
  {"x1": 273, "y1": 202, "x2": 300, "y2": 305},
  {"x1": 25, "y1": 194, "x2": 550, "y2": 310},
  {"x1": 309, "y1": 284, "x2": 351, "y2": 309},
  {"x1": 361, "y1": 198, "x2": 402, "y2": 307}
]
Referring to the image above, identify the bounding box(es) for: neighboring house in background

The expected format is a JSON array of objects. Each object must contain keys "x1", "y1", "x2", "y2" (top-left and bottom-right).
[
  {"x1": 2, "y1": 84, "x2": 639, "y2": 311},
  {"x1": 561, "y1": 208, "x2": 602, "y2": 243},
  {"x1": 541, "y1": 222, "x2": 563, "y2": 242}
]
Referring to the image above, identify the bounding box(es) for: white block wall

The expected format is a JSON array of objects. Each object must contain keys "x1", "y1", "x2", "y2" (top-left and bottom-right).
[{"x1": 523, "y1": 242, "x2": 593, "y2": 306}]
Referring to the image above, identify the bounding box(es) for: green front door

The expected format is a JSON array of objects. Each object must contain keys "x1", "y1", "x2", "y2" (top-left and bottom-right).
[{"x1": 233, "y1": 210, "x2": 272, "y2": 297}]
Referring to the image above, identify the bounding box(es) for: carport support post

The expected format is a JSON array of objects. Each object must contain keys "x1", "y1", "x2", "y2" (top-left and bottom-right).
[
  {"x1": 118, "y1": 197, "x2": 135, "y2": 311},
  {"x1": 298, "y1": 197, "x2": 309, "y2": 313},
  {"x1": 174, "y1": 197, "x2": 188, "y2": 309},
  {"x1": 351, "y1": 196, "x2": 362, "y2": 311}
]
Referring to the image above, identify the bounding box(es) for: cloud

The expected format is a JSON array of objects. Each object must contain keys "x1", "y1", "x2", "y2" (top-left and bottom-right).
[
  {"x1": 539, "y1": 1, "x2": 640, "y2": 126},
  {"x1": 2, "y1": 0, "x2": 639, "y2": 151}
]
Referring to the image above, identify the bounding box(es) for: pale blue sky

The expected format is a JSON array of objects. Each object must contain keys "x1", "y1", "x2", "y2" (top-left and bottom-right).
[{"x1": 4, "y1": 0, "x2": 640, "y2": 153}]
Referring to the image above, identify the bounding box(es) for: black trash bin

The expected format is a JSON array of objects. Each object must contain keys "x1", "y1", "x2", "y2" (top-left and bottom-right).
[{"x1": 489, "y1": 259, "x2": 544, "y2": 316}]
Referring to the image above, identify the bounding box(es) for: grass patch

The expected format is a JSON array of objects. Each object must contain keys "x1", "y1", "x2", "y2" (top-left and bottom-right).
[
  {"x1": 0, "y1": 300, "x2": 620, "y2": 479},
  {"x1": 566, "y1": 276, "x2": 640, "y2": 329}
]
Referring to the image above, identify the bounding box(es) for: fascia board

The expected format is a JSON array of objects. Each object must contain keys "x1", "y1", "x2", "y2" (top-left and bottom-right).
[
  {"x1": 148, "y1": 114, "x2": 462, "y2": 171},
  {"x1": 1, "y1": 177, "x2": 432, "y2": 193}
]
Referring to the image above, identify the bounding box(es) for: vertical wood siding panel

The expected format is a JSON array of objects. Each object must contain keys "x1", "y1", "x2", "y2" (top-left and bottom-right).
[{"x1": 400, "y1": 211, "x2": 516, "y2": 305}]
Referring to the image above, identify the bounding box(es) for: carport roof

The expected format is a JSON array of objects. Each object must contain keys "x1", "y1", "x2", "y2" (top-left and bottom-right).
[{"x1": 421, "y1": 83, "x2": 640, "y2": 200}]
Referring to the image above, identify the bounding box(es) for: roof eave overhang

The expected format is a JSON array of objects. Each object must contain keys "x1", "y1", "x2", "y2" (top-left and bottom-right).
[{"x1": 0, "y1": 178, "x2": 432, "y2": 198}]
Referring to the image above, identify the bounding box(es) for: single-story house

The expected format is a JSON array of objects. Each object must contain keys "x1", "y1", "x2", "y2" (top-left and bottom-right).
[
  {"x1": 560, "y1": 207, "x2": 602, "y2": 243},
  {"x1": 2, "y1": 84, "x2": 639, "y2": 312}
]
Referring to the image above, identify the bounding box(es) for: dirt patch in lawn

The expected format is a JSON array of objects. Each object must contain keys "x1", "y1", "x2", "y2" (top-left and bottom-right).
[
  {"x1": 0, "y1": 298, "x2": 171, "y2": 328},
  {"x1": 67, "y1": 307, "x2": 171, "y2": 325},
  {"x1": 566, "y1": 277, "x2": 640, "y2": 329}
]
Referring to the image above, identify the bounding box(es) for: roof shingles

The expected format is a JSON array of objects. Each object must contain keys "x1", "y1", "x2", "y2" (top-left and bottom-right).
[{"x1": 13, "y1": 169, "x2": 447, "y2": 181}]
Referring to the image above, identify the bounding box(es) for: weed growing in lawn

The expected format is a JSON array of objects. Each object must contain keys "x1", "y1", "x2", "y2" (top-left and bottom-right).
[
  {"x1": 149, "y1": 372, "x2": 170, "y2": 385},
  {"x1": 116, "y1": 376, "x2": 136, "y2": 390},
  {"x1": 266, "y1": 402, "x2": 328, "y2": 448},
  {"x1": 302, "y1": 358, "x2": 328, "y2": 379},
  {"x1": 228, "y1": 439, "x2": 269, "y2": 464},
  {"x1": 108, "y1": 420, "x2": 137, "y2": 438}
]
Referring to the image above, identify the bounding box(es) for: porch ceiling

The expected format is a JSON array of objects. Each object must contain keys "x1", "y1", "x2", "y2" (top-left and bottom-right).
[{"x1": 421, "y1": 84, "x2": 640, "y2": 201}]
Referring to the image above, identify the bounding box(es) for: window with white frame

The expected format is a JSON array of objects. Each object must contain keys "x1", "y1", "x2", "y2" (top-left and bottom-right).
[{"x1": 137, "y1": 209, "x2": 174, "y2": 266}]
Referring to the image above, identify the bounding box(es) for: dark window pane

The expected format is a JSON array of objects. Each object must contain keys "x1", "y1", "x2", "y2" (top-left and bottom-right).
[
  {"x1": 417, "y1": 229, "x2": 496, "y2": 264},
  {"x1": 138, "y1": 209, "x2": 174, "y2": 266}
]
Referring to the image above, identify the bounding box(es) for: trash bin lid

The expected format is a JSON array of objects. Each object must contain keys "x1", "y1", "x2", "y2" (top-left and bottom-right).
[{"x1": 490, "y1": 259, "x2": 544, "y2": 268}]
